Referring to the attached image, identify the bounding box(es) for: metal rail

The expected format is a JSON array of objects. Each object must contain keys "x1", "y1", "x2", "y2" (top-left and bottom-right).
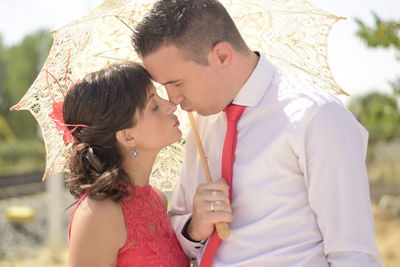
[{"x1": 0, "y1": 173, "x2": 45, "y2": 199}]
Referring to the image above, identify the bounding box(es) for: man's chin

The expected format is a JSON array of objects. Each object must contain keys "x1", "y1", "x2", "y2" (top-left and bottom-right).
[
  {"x1": 196, "y1": 109, "x2": 220, "y2": 116},
  {"x1": 182, "y1": 106, "x2": 221, "y2": 116}
]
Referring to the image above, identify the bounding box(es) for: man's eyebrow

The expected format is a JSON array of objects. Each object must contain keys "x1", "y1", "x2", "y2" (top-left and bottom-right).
[{"x1": 162, "y1": 79, "x2": 182, "y2": 86}]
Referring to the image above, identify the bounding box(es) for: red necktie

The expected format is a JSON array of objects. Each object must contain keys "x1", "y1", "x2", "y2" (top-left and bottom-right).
[{"x1": 200, "y1": 104, "x2": 246, "y2": 267}]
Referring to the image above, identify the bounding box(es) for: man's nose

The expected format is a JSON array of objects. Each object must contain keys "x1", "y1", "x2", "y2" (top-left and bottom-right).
[{"x1": 166, "y1": 87, "x2": 184, "y2": 105}]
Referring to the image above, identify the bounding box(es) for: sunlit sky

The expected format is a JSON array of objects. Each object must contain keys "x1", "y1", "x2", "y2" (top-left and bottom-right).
[{"x1": 0, "y1": 0, "x2": 399, "y2": 105}]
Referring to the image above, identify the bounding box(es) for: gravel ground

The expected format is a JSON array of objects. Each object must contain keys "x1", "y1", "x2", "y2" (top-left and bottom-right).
[
  {"x1": 0, "y1": 189, "x2": 74, "y2": 262},
  {"x1": 0, "y1": 184, "x2": 398, "y2": 266}
]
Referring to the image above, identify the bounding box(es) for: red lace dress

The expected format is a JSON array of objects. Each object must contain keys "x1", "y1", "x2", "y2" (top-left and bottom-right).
[{"x1": 68, "y1": 185, "x2": 190, "y2": 267}]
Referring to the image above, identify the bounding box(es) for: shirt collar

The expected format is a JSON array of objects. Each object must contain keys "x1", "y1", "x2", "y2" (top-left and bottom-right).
[{"x1": 232, "y1": 52, "x2": 275, "y2": 107}]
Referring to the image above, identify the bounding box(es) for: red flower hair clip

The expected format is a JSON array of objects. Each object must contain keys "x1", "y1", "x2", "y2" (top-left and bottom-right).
[{"x1": 46, "y1": 51, "x2": 89, "y2": 145}]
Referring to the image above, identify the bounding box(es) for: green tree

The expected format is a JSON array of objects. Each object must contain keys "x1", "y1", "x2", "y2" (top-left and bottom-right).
[
  {"x1": 0, "y1": 35, "x2": 15, "y2": 141},
  {"x1": 0, "y1": 115, "x2": 15, "y2": 141},
  {"x1": 390, "y1": 77, "x2": 400, "y2": 101},
  {"x1": 349, "y1": 92, "x2": 400, "y2": 143},
  {"x1": 0, "y1": 35, "x2": 8, "y2": 117},
  {"x1": 355, "y1": 13, "x2": 400, "y2": 55},
  {"x1": 356, "y1": 14, "x2": 400, "y2": 110},
  {"x1": 1, "y1": 29, "x2": 52, "y2": 139}
]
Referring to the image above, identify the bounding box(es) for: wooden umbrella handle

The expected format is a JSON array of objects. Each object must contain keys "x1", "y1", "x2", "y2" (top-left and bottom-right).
[{"x1": 187, "y1": 112, "x2": 230, "y2": 239}]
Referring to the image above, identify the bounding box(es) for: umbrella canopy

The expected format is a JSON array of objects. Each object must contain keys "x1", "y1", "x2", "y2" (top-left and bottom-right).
[{"x1": 11, "y1": 0, "x2": 347, "y2": 190}]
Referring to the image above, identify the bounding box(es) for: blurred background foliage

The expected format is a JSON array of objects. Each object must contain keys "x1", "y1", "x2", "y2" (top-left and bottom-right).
[
  {"x1": 350, "y1": 14, "x2": 400, "y2": 187},
  {"x1": 353, "y1": 14, "x2": 400, "y2": 264},
  {"x1": 355, "y1": 13, "x2": 400, "y2": 58},
  {"x1": 349, "y1": 91, "x2": 400, "y2": 142},
  {"x1": 0, "y1": 30, "x2": 51, "y2": 176}
]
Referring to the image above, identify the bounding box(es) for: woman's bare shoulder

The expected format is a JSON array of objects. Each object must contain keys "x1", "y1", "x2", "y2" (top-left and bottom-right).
[
  {"x1": 74, "y1": 197, "x2": 124, "y2": 224},
  {"x1": 69, "y1": 197, "x2": 127, "y2": 266}
]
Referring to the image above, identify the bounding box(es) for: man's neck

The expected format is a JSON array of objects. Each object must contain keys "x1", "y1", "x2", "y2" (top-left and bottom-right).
[{"x1": 227, "y1": 51, "x2": 260, "y2": 106}]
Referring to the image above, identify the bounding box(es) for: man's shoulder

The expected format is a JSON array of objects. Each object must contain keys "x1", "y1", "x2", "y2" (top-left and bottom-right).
[
  {"x1": 274, "y1": 69, "x2": 341, "y2": 105},
  {"x1": 264, "y1": 68, "x2": 345, "y2": 117},
  {"x1": 234, "y1": 67, "x2": 348, "y2": 128}
]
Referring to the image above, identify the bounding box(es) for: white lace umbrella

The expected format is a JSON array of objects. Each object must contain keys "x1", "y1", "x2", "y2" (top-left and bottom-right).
[{"x1": 11, "y1": 0, "x2": 347, "y2": 190}]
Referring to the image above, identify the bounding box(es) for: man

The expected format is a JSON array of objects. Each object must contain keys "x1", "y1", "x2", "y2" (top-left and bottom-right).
[{"x1": 132, "y1": 0, "x2": 382, "y2": 266}]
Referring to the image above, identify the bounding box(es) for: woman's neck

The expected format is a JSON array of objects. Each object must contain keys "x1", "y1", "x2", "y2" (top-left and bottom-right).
[{"x1": 121, "y1": 150, "x2": 158, "y2": 187}]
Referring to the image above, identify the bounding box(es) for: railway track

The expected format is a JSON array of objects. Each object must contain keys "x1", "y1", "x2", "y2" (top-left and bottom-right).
[
  {"x1": 0, "y1": 173, "x2": 398, "y2": 202},
  {"x1": 0, "y1": 173, "x2": 46, "y2": 199}
]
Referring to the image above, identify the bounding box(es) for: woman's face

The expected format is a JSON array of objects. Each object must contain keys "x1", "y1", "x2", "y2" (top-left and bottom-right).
[{"x1": 133, "y1": 86, "x2": 182, "y2": 152}]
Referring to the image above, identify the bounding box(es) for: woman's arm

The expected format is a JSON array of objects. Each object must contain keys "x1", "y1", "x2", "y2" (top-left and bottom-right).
[{"x1": 68, "y1": 197, "x2": 126, "y2": 267}]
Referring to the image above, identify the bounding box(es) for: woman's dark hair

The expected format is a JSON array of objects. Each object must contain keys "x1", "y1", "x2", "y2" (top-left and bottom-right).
[
  {"x1": 132, "y1": 0, "x2": 249, "y2": 65},
  {"x1": 63, "y1": 62, "x2": 152, "y2": 201}
]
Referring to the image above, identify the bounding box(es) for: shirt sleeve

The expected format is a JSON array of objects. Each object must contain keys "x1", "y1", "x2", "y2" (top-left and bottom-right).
[
  {"x1": 169, "y1": 130, "x2": 205, "y2": 259},
  {"x1": 302, "y1": 102, "x2": 382, "y2": 266},
  {"x1": 328, "y1": 252, "x2": 382, "y2": 267}
]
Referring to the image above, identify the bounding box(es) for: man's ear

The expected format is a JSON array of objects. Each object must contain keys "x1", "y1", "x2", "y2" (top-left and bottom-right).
[
  {"x1": 209, "y1": 41, "x2": 233, "y2": 67},
  {"x1": 115, "y1": 129, "x2": 137, "y2": 147}
]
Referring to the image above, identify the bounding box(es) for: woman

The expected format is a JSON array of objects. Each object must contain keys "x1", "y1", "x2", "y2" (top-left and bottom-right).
[{"x1": 64, "y1": 62, "x2": 189, "y2": 267}]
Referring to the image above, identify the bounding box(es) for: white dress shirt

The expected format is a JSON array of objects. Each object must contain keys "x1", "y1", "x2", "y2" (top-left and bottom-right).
[{"x1": 169, "y1": 54, "x2": 382, "y2": 266}]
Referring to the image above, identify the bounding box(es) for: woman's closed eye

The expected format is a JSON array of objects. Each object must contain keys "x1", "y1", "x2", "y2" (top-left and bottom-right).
[{"x1": 152, "y1": 104, "x2": 159, "y2": 111}]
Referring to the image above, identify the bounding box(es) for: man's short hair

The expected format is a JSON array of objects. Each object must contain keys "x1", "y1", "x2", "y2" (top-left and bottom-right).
[{"x1": 132, "y1": 0, "x2": 249, "y2": 65}]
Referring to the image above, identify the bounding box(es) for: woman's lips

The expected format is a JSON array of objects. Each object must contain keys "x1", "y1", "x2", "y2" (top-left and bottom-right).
[{"x1": 173, "y1": 119, "x2": 180, "y2": 127}]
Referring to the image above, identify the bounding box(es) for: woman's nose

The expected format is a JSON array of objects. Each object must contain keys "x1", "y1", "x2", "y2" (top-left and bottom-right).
[{"x1": 165, "y1": 100, "x2": 177, "y2": 114}]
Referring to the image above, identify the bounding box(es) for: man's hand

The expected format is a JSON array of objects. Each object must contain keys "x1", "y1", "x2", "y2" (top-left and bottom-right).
[{"x1": 188, "y1": 179, "x2": 233, "y2": 241}]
